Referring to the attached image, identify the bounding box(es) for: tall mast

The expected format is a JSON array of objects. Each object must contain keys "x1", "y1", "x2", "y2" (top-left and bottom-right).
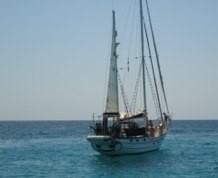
[
  {"x1": 145, "y1": 0, "x2": 169, "y2": 114},
  {"x1": 104, "y1": 11, "x2": 119, "y2": 116},
  {"x1": 143, "y1": 11, "x2": 163, "y2": 119},
  {"x1": 139, "y1": 0, "x2": 147, "y2": 114}
]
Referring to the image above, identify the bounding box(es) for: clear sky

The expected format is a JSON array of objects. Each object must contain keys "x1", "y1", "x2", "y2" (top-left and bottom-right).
[{"x1": 0, "y1": 0, "x2": 217, "y2": 120}]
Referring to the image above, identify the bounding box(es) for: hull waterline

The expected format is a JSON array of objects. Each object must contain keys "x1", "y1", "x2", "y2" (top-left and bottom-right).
[{"x1": 86, "y1": 134, "x2": 166, "y2": 155}]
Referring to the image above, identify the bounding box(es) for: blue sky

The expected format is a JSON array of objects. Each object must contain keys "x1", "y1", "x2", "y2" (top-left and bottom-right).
[{"x1": 0, "y1": 0, "x2": 217, "y2": 120}]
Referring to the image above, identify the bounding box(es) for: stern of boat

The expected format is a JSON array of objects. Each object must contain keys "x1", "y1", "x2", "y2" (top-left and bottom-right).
[{"x1": 86, "y1": 135, "x2": 122, "y2": 154}]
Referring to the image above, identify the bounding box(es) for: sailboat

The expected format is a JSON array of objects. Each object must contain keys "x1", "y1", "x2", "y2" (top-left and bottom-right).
[{"x1": 87, "y1": 0, "x2": 171, "y2": 155}]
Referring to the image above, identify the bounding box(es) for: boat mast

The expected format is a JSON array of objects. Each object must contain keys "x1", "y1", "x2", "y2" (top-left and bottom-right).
[
  {"x1": 139, "y1": 0, "x2": 147, "y2": 114},
  {"x1": 143, "y1": 4, "x2": 163, "y2": 120},
  {"x1": 145, "y1": 0, "x2": 169, "y2": 114},
  {"x1": 104, "y1": 11, "x2": 119, "y2": 117}
]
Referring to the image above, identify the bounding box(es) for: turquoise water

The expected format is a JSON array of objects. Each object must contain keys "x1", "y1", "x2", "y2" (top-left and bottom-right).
[{"x1": 0, "y1": 120, "x2": 217, "y2": 178}]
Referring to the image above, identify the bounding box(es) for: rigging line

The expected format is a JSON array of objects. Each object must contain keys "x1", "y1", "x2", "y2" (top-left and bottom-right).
[
  {"x1": 130, "y1": 60, "x2": 142, "y2": 113},
  {"x1": 118, "y1": 71, "x2": 130, "y2": 114},
  {"x1": 118, "y1": 0, "x2": 135, "y2": 90},
  {"x1": 126, "y1": 1, "x2": 137, "y2": 73},
  {"x1": 144, "y1": 58, "x2": 160, "y2": 118},
  {"x1": 143, "y1": 17, "x2": 163, "y2": 120},
  {"x1": 117, "y1": 0, "x2": 134, "y2": 58},
  {"x1": 127, "y1": 0, "x2": 137, "y2": 58},
  {"x1": 145, "y1": 0, "x2": 169, "y2": 114}
]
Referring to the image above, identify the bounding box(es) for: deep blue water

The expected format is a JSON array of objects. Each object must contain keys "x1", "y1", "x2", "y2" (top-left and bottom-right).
[{"x1": 0, "y1": 120, "x2": 217, "y2": 178}]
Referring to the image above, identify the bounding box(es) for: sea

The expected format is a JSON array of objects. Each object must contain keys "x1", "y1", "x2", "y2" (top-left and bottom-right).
[{"x1": 0, "y1": 120, "x2": 217, "y2": 178}]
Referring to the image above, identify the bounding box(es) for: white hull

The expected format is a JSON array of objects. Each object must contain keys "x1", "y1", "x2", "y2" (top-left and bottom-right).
[{"x1": 87, "y1": 134, "x2": 166, "y2": 155}]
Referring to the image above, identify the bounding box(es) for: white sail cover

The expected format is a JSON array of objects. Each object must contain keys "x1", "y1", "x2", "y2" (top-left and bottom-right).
[{"x1": 105, "y1": 11, "x2": 119, "y2": 115}]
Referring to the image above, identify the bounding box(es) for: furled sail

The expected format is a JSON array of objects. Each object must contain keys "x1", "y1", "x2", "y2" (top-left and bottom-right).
[{"x1": 105, "y1": 11, "x2": 119, "y2": 116}]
